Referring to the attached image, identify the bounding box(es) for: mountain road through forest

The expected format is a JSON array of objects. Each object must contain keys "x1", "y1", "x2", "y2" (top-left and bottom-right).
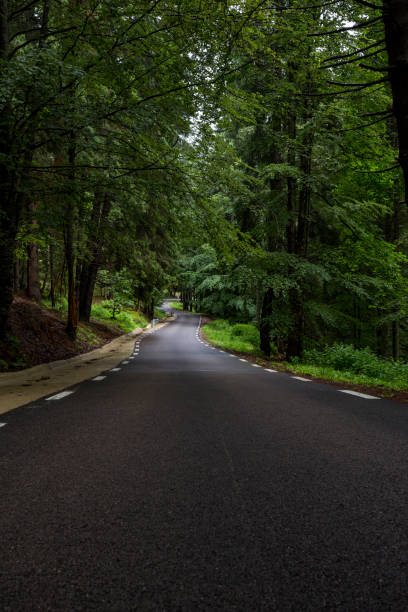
[{"x1": 2, "y1": 308, "x2": 408, "y2": 610}]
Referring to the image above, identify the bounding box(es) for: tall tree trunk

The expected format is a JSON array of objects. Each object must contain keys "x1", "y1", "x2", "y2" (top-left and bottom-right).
[
  {"x1": 259, "y1": 113, "x2": 283, "y2": 357},
  {"x1": 0, "y1": 0, "x2": 14, "y2": 337},
  {"x1": 49, "y1": 243, "x2": 55, "y2": 308},
  {"x1": 383, "y1": 0, "x2": 408, "y2": 204},
  {"x1": 78, "y1": 193, "x2": 111, "y2": 322},
  {"x1": 260, "y1": 288, "x2": 274, "y2": 355},
  {"x1": 65, "y1": 141, "x2": 78, "y2": 339},
  {"x1": 26, "y1": 200, "x2": 41, "y2": 301},
  {"x1": 286, "y1": 93, "x2": 314, "y2": 360}
]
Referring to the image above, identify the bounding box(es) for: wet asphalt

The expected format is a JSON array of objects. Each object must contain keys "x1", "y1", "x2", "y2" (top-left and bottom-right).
[{"x1": 1, "y1": 311, "x2": 408, "y2": 610}]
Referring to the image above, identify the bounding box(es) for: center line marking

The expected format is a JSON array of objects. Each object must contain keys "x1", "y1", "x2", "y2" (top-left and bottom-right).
[
  {"x1": 46, "y1": 390, "x2": 74, "y2": 401},
  {"x1": 339, "y1": 390, "x2": 380, "y2": 400},
  {"x1": 291, "y1": 376, "x2": 311, "y2": 382},
  {"x1": 92, "y1": 376, "x2": 106, "y2": 381}
]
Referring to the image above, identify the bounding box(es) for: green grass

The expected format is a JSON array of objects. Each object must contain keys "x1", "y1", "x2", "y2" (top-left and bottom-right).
[
  {"x1": 203, "y1": 320, "x2": 408, "y2": 394},
  {"x1": 42, "y1": 296, "x2": 68, "y2": 312},
  {"x1": 279, "y1": 362, "x2": 408, "y2": 392},
  {"x1": 203, "y1": 319, "x2": 275, "y2": 356},
  {"x1": 154, "y1": 307, "x2": 167, "y2": 319},
  {"x1": 294, "y1": 344, "x2": 408, "y2": 392},
  {"x1": 91, "y1": 304, "x2": 148, "y2": 333},
  {"x1": 76, "y1": 325, "x2": 101, "y2": 346}
]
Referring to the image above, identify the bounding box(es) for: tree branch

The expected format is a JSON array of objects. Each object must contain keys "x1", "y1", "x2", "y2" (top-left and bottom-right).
[{"x1": 309, "y1": 16, "x2": 382, "y2": 37}]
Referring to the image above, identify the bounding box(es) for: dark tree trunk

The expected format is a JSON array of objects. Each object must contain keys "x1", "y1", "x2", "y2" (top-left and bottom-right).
[
  {"x1": 383, "y1": 0, "x2": 408, "y2": 204},
  {"x1": 65, "y1": 141, "x2": 78, "y2": 339},
  {"x1": 392, "y1": 321, "x2": 400, "y2": 360},
  {"x1": 26, "y1": 200, "x2": 41, "y2": 302},
  {"x1": 286, "y1": 92, "x2": 314, "y2": 360},
  {"x1": 78, "y1": 193, "x2": 112, "y2": 322},
  {"x1": 260, "y1": 288, "x2": 274, "y2": 356},
  {"x1": 259, "y1": 108, "x2": 283, "y2": 357},
  {"x1": 49, "y1": 243, "x2": 55, "y2": 308},
  {"x1": 0, "y1": 1, "x2": 14, "y2": 337}
]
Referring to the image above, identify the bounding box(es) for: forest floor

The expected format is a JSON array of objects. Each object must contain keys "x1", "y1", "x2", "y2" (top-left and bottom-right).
[
  {"x1": 200, "y1": 317, "x2": 408, "y2": 404},
  {"x1": 0, "y1": 296, "x2": 125, "y2": 372}
]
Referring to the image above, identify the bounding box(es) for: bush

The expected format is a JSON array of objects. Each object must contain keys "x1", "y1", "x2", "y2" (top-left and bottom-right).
[
  {"x1": 116, "y1": 311, "x2": 136, "y2": 332},
  {"x1": 230, "y1": 323, "x2": 260, "y2": 345},
  {"x1": 91, "y1": 304, "x2": 111, "y2": 320},
  {"x1": 204, "y1": 319, "x2": 277, "y2": 357},
  {"x1": 42, "y1": 296, "x2": 68, "y2": 312},
  {"x1": 303, "y1": 344, "x2": 408, "y2": 385}
]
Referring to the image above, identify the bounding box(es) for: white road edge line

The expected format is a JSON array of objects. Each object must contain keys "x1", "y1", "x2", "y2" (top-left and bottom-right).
[
  {"x1": 292, "y1": 376, "x2": 311, "y2": 382},
  {"x1": 239, "y1": 358, "x2": 247, "y2": 362},
  {"x1": 122, "y1": 361, "x2": 129, "y2": 364},
  {"x1": 110, "y1": 368, "x2": 121, "y2": 372},
  {"x1": 92, "y1": 376, "x2": 106, "y2": 381},
  {"x1": 264, "y1": 369, "x2": 277, "y2": 373},
  {"x1": 46, "y1": 390, "x2": 74, "y2": 401},
  {"x1": 0, "y1": 423, "x2": 7, "y2": 428},
  {"x1": 339, "y1": 390, "x2": 380, "y2": 400},
  {"x1": 252, "y1": 364, "x2": 262, "y2": 368}
]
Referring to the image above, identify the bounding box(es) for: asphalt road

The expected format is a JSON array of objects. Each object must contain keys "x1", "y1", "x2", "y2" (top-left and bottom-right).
[{"x1": 2, "y1": 310, "x2": 408, "y2": 610}]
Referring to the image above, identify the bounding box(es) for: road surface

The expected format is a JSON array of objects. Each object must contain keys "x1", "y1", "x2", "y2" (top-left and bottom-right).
[{"x1": 1, "y1": 311, "x2": 408, "y2": 610}]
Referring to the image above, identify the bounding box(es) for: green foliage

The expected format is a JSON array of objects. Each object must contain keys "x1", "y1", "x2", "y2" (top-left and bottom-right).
[
  {"x1": 130, "y1": 311, "x2": 149, "y2": 329},
  {"x1": 115, "y1": 311, "x2": 137, "y2": 333},
  {"x1": 91, "y1": 302, "x2": 147, "y2": 332},
  {"x1": 204, "y1": 319, "x2": 277, "y2": 356},
  {"x1": 154, "y1": 308, "x2": 167, "y2": 320},
  {"x1": 42, "y1": 297, "x2": 68, "y2": 313},
  {"x1": 302, "y1": 344, "x2": 408, "y2": 388},
  {"x1": 91, "y1": 304, "x2": 111, "y2": 320}
]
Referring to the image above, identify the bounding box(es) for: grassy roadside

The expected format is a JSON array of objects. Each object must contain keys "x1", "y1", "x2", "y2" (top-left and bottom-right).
[{"x1": 201, "y1": 318, "x2": 408, "y2": 401}]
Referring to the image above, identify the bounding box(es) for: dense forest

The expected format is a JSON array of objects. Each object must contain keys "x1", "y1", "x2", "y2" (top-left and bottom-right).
[{"x1": 1, "y1": 0, "x2": 408, "y2": 369}]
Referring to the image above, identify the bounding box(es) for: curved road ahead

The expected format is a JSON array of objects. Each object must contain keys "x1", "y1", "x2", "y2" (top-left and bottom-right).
[{"x1": 2, "y1": 312, "x2": 408, "y2": 610}]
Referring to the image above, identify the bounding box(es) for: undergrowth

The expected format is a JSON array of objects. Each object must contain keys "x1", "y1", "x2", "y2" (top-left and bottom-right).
[
  {"x1": 203, "y1": 319, "x2": 276, "y2": 356},
  {"x1": 296, "y1": 344, "x2": 408, "y2": 391},
  {"x1": 203, "y1": 320, "x2": 408, "y2": 393},
  {"x1": 91, "y1": 303, "x2": 148, "y2": 332}
]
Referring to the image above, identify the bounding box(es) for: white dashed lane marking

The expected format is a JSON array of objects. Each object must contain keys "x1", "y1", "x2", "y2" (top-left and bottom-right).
[
  {"x1": 0, "y1": 423, "x2": 7, "y2": 428},
  {"x1": 339, "y1": 390, "x2": 380, "y2": 400},
  {"x1": 92, "y1": 376, "x2": 106, "y2": 381},
  {"x1": 191, "y1": 329, "x2": 384, "y2": 401},
  {"x1": 122, "y1": 361, "x2": 129, "y2": 364},
  {"x1": 46, "y1": 390, "x2": 74, "y2": 401},
  {"x1": 110, "y1": 368, "x2": 121, "y2": 372}
]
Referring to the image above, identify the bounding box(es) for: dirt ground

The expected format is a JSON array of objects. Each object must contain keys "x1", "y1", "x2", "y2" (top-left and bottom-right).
[{"x1": 0, "y1": 297, "x2": 123, "y2": 371}]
